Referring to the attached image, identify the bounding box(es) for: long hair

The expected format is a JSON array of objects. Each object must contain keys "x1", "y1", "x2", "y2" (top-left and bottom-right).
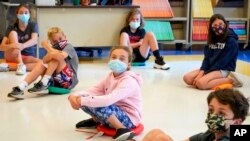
[
  {"x1": 207, "y1": 14, "x2": 229, "y2": 44},
  {"x1": 125, "y1": 8, "x2": 145, "y2": 29}
]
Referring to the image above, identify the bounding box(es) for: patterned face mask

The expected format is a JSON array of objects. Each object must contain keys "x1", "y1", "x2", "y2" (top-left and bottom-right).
[
  {"x1": 205, "y1": 113, "x2": 232, "y2": 132},
  {"x1": 212, "y1": 25, "x2": 225, "y2": 35},
  {"x1": 53, "y1": 40, "x2": 67, "y2": 50}
]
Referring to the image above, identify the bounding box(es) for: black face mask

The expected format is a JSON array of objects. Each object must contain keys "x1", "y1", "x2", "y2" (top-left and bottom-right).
[
  {"x1": 212, "y1": 25, "x2": 225, "y2": 35},
  {"x1": 52, "y1": 40, "x2": 67, "y2": 50}
]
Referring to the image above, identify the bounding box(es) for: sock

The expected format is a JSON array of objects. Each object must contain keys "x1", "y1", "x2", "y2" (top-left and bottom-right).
[
  {"x1": 153, "y1": 50, "x2": 161, "y2": 59},
  {"x1": 18, "y1": 81, "x2": 28, "y2": 91},
  {"x1": 41, "y1": 75, "x2": 51, "y2": 86}
]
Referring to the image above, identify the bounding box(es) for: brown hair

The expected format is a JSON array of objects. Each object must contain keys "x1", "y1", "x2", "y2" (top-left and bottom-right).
[
  {"x1": 109, "y1": 46, "x2": 133, "y2": 63},
  {"x1": 125, "y1": 8, "x2": 145, "y2": 29},
  {"x1": 207, "y1": 14, "x2": 229, "y2": 44},
  {"x1": 207, "y1": 89, "x2": 249, "y2": 121},
  {"x1": 47, "y1": 27, "x2": 65, "y2": 40}
]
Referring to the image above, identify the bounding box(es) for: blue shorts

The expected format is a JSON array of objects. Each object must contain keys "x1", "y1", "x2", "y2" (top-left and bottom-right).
[{"x1": 81, "y1": 104, "x2": 135, "y2": 129}]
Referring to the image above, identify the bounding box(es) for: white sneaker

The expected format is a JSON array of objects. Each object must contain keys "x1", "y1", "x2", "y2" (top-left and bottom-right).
[
  {"x1": 153, "y1": 56, "x2": 170, "y2": 70},
  {"x1": 228, "y1": 72, "x2": 243, "y2": 87},
  {"x1": 0, "y1": 63, "x2": 9, "y2": 72},
  {"x1": 16, "y1": 63, "x2": 26, "y2": 75}
]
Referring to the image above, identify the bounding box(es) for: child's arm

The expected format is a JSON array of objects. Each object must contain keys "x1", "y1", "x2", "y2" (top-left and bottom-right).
[
  {"x1": 0, "y1": 37, "x2": 21, "y2": 51},
  {"x1": 79, "y1": 77, "x2": 139, "y2": 107},
  {"x1": 41, "y1": 40, "x2": 68, "y2": 61},
  {"x1": 130, "y1": 39, "x2": 143, "y2": 49}
]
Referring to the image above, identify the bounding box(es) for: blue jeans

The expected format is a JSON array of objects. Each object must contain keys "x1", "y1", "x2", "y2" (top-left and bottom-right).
[{"x1": 81, "y1": 104, "x2": 135, "y2": 129}]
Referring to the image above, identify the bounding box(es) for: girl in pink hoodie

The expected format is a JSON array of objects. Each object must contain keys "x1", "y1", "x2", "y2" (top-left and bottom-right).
[{"x1": 68, "y1": 46, "x2": 143, "y2": 141}]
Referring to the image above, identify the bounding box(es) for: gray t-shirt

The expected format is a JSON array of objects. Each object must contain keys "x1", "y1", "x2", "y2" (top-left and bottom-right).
[
  {"x1": 62, "y1": 43, "x2": 79, "y2": 89},
  {"x1": 5, "y1": 21, "x2": 38, "y2": 56}
]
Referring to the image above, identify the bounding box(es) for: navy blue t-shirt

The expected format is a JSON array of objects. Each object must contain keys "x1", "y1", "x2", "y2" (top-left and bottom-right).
[{"x1": 5, "y1": 21, "x2": 38, "y2": 56}]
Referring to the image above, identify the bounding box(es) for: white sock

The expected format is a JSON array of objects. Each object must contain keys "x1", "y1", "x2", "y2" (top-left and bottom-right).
[
  {"x1": 18, "y1": 81, "x2": 28, "y2": 91},
  {"x1": 41, "y1": 75, "x2": 51, "y2": 86}
]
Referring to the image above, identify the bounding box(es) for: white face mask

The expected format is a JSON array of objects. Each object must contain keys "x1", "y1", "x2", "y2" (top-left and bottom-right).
[{"x1": 129, "y1": 21, "x2": 140, "y2": 29}]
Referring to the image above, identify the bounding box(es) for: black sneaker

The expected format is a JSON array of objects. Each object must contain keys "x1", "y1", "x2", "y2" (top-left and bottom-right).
[
  {"x1": 154, "y1": 56, "x2": 170, "y2": 70},
  {"x1": 8, "y1": 87, "x2": 24, "y2": 99},
  {"x1": 76, "y1": 118, "x2": 100, "y2": 129},
  {"x1": 113, "y1": 128, "x2": 135, "y2": 141},
  {"x1": 28, "y1": 81, "x2": 49, "y2": 94}
]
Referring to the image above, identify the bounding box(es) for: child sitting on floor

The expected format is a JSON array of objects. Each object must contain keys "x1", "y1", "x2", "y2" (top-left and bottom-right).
[
  {"x1": 8, "y1": 27, "x2": 79, "y2": 99},
  {"x1": 68, "y1": 46, "x2": 143, "y2": 141}
]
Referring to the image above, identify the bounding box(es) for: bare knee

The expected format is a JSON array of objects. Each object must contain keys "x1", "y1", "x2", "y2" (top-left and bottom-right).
[
  {"x1": 8, "y1": 31, "x2": 18, "y2": 41},
  {"x1": 145, "y1": 31, "x2": 154, "y2": 38},
  {"x1": 143, "y1": 129, "x2": 173, "y2": 141},
  {"x1": 196, "y1": 80, "x2": 207, "y2": 90},
  {"x1": 183, "y1": 74, "x2": 192, "y2": 85}
]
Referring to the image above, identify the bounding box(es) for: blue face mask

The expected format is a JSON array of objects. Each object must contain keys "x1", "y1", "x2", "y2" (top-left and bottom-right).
[
  {"x1": 108, "y1": 59, "x2": 127, "y2": 74},
  {"x1": 17, "y1": 14, "x2": 30, "y2": 24},
  {"x1": 129, "y1": 21, "x2": 140, "y2": 29}
]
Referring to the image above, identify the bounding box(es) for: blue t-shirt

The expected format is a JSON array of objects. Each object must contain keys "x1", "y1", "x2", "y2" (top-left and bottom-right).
[{"x1": 5, "y1": 21, "x2": 38, "y2": 56}]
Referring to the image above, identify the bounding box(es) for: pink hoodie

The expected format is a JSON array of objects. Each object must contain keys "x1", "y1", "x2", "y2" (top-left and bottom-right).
[{"x1": 71, "y1": 71, "x2": 143, "y2": 126}]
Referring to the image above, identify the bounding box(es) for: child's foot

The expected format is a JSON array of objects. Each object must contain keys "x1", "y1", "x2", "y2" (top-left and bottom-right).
[
  {"x1": 28, "y1": 81, "x2": 49, "y2": 94},
  {"x1": 75, "y1": 118, "x2": 100, "y2": 129},
  {"x1": 8, "y1": 86, "x2": 24, "y2": 99},
  {"x1": 113, "y1": 128, "x2": 135, "y2": 141},
  {"x1": 228, "y1": 72, "x2": 243, "y2": 87},
  {"x1": 0, "y1": 63, "x2": 9, "y2": 72},
  {"x1": 16, "y1": 63, "x2": 26, "y2": 75},
  {"x1": 154, "y1": 56, "x2": 170, "y2": 70}
]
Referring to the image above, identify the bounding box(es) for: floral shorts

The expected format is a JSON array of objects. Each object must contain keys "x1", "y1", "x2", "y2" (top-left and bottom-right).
[{"x1": 81, "y1": 104, "x2": 135, "y2": 129}]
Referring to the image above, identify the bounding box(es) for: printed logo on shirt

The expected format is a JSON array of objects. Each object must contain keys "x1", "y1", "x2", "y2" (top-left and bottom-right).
[
  {"x1": 18, "y1": 34, "x2": 30, "y2": 42},
  {"x1": 209, "y1": 43, "x2": 225, "y2": 49},
  {"x1": 129, "y1": 36, "x2": 140, "y2": 43}
]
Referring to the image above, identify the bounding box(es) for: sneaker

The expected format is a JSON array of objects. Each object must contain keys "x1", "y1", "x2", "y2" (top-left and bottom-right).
[
  {"x1": 16, "y1": 63, "x2": 26, "y2": 75},
  {"x1": 0, "y1": 63, "x2": 9, "y2": 72},
  {"x1": 228, "y1": 72, "x2": 243, "y2": 87},
  {"x1": 154, "y1": 56, "x2": 170, "y2": 70},
  {"x1": 28, "y1": 81, "x2": 49, "y2": 94},
  {"x1": 76, "y1": 118, "x2": 100, "y2": 129},
  {"x1": 8, "y1": 86, "x2": 24, "y2": 99},
  {"x1": 113, "y1": 128, "x2": 135, "y2": 141}
]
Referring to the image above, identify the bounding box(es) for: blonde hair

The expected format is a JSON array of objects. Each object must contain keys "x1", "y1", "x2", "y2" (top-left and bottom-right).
[
  {"x1": 110, "y1": 46, "x2": 133, "y2": 63},
  {"x1": 47, "y1": 27, "x2": 65, "y2": 40}
]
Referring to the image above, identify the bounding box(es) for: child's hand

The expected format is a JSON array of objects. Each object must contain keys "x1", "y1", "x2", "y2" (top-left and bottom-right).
[
  {"x1": 41, "y1": 40, "x2": 51, "y2": 49},
  {"x1": 68, "y1": 95, "x2": 81, "y2": 110}
]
